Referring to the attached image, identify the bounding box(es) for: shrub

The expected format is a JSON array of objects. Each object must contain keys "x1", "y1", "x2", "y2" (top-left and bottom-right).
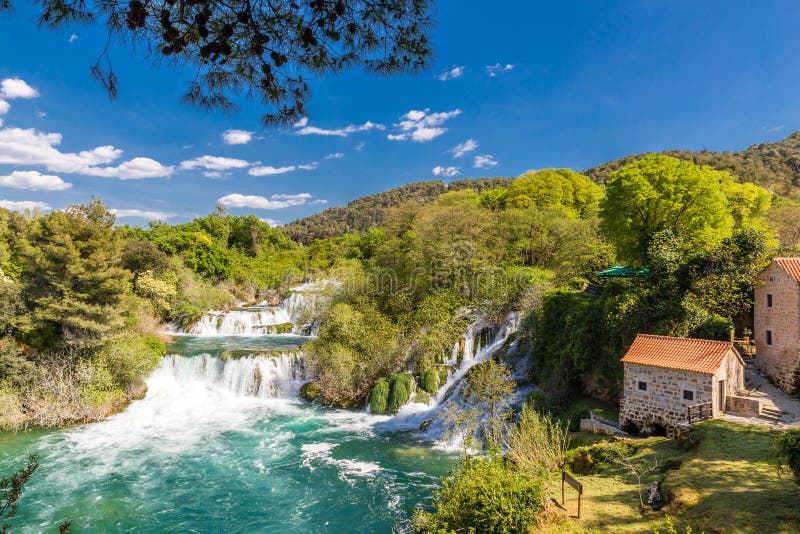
[
  {"x1": 773, "y1": 428, "x2": 800, "y2": 483},
  {"x1": 413, "y1": 457, "x2": 545, "y2": 534},
  {"x1": 388, "y1": 373, "x2": 413, "y2": 413},
  {"x1": 418, "y1": 369, "x2": 438, "y2": 394},
  {"x1": 566, "y1": 448, "x2": 595, "y2": 475},
  {"x1": 93, "y1": 333, "x2": 166, "y2": 390},
  {"x1": 300, "y1": 382, "x2": 321, "y2": 402},
  {"x1": 0, "y1": 337, "x2": 36, "y2": 389},
  {"x1": 369, "y1": 378, "x2": 389, "y2": 414}
]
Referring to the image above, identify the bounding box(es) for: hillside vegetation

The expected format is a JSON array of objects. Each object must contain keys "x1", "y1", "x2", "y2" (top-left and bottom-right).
[
  {"x1": 586, "y1": 131, "x2": 800, "y2": 197},
  {"x1": 283, "y1": 177, "x2": 513, "y2": 244}
]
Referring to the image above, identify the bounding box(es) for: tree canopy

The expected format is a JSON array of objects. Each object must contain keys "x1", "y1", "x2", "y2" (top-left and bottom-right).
[
  {"x1": 600, "y1": 154, "x2": 770, "y2": 263},
  {"x1": 5, "y1": 0, "x2": 434, "y2": 125}
]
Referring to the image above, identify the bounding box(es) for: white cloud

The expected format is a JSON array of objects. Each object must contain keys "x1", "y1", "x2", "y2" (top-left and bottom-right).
[
  {"x1": 0, "y1": 78, "x2": 39, "y2": 99},
  {"x1": 451, "y1": 139, "x2": 478, "y2": 158},
  {"x1": 249, "y1": 161, "x2": 317, "y2": 176},
  {"x1": 180, "y1": 155, "x2": 251, "y2": 171},
  {"x1": 68, "y1": 34, "x2": 78, "y2": 43},
  {"x1": 388, "y1": 109, "x2": 462, "y2": 142},
  {"x1": 222, "y1": 129, "x2": 254, "y2": 145},
  {"x1": 0, "y1": 127, "x2": 173, "y2": 179},
  {"x1": 217, "y1": 193, "x2": 325, "y2": 210},
  {"x1": 0, "y1": 101, "x2": 9, "y2": 115},
  {"x1": 437, "y1": 66, "x2": 465, "y2": 81},
  {"x1": 0, "y1": 170, "x2": 71, "y2": 191},
  {"x1": 0, "y1": 199, "x2": 51, "y2": 212},
  {"x1": 474, "y1": 154, "x2": 498, "y2": 169},
  {"x1": 432, "y1": 165, "x2": 460, "y2": 177},
  {"x1": 260, "y1": 218, "x2": 281, "y2": 227},
  {"x1": 355, "y1": 142, "x2": 365, "y2": 152},
  {"x1": 36, "y1": 110, "x2": 46, "y2": 118},
  {"x1": 766, "y1": 125, "x2": 784, "y2": 133},
  {"x1": 202, "y1": 170, "x2": 227, "y2": 179},
  {"x1": 85, "y1": 157, "x2": 174, "y2": 179},
  {"x1": 110, "y1": 208, "x2": 175, "y2": 220},
  {"x1": 295, "y1": 120, "x2": 385, "y2": 137},
  {"x1": 325, "y1": 152, "x2": 344, "y2": 159},
  {"x1": 485, "y1": 63, "x2": 515, "y2": 77}
]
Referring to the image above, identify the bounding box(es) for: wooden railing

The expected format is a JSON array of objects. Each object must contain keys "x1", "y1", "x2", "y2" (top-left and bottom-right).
[{"x1": 687, "y1": 402, "x2": 713, "y2": 424}]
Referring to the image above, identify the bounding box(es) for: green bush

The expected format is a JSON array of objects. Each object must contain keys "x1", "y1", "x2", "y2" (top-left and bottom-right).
[
  {"x1": 93, "y1": 333, "x2": 166, "y2": 390},
  {"x1": 413, "y1": 457, "x2": 545, "y2": 534},
  {"x1": 773, "y1": 428, "x2": 800, "y2": 483},
  {"x1": 369, "y1": 378, "x2": 389, "y2": 414},
  {"x1": 566, "y1": 448, "x2": 595, "y2": 475},
  {"x1": 388, "y1": 373, "x2": 413, "y2": 413},
  {"x1": 418, "y1": 369, "x2": 438, "y2": 394},
  {"x1": 300, "y1": 382, "x2": 321, "y2": 402},
  {"x1": 0, "y1": 337, "x2": 35, "y2": 389}
]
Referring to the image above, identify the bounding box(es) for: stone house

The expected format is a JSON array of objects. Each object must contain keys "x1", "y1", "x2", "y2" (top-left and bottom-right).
[
  {"x1": 619, "y1": 334, "x2": 745, "y2": 432},
  {"x1": 754, "y1": 257, "x2": 800, "y2": 393}
]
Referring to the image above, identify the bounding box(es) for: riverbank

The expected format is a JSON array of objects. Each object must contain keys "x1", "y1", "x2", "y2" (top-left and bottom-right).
[{"x1": 544, "y1": 420, "x2": 800, "y2": 533}]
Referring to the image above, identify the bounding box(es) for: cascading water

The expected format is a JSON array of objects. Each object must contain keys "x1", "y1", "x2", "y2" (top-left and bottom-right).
[
  {"x1": 187, "y1": 281, "x2": 330, "y2": 336},
  {"x1": 379, "y1": 312, "x2": 521, "y2": 439},
  {"x1": 189, "y1": 307, "x2": 292, "y2": 335},
  {"x1": 161, "y1": 351, "x2": 307, "y2": 398}
]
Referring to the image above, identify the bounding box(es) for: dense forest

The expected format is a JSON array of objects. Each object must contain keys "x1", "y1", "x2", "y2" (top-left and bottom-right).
[
  {"x1": 585, "y1": 131, "x2": 800, "y2": 195},
  {"x1": 282, "y1": 177, "x2": 513, "y2": 244}
]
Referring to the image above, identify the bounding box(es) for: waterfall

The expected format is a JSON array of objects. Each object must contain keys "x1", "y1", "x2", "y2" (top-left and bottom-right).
[
  {"x1": 185, "y1": 281, "x2": 331, "y2": 336},
  {"x1": 159, "y1": 352, "x2": 306, "y2": 398},
  {"x1": 378, "y1": 312, "x2": 520, "y2": 437},
  {"x1": 188, "y1": 307, "x2": 292, "y2": 336}
]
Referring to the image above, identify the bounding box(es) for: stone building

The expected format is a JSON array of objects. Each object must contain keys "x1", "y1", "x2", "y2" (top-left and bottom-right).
[
  {"x1": 619, "y1": 334, "x2": 745, "y2": 432},
  {"x1": 754, "y1": 257, "x2": 800, "y2": 393}
]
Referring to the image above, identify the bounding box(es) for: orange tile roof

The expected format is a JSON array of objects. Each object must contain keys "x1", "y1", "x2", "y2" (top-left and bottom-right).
[
  {"x1": 774, "y1": 257, "x2": 800, "y2": 282},
  {"x1": 620, "y1": 334, "x2": 733, "y2": 374}
]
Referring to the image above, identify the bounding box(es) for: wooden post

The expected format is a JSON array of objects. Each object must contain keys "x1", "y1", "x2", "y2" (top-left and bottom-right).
[
  {"x1": 562, "y1": 470, "x2": 583, "y2": 519},
  {"x1": 687, "y1": 405, "x2": 691, "y2": 424}
]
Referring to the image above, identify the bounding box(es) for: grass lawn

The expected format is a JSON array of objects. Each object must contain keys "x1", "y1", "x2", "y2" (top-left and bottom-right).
[{"x1": 542, "y1": 421, "x2": 800, "y2": 534}]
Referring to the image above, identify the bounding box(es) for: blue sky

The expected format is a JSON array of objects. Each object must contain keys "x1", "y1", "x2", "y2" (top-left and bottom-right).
[{"x1": 1, "y1": 1, "x2": 799, "y2": 225}]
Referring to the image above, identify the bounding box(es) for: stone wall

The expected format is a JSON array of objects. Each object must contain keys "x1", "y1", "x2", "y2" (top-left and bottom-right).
[
  {"x1": 754, "y1": 262, "x2": 800, "y2": 393},
  {"x1": 725, "y1": 395, "x2": 762, "y2": 416},
  {"x1": 619, "y1": 364, "x2": 713, "y2": 431}
]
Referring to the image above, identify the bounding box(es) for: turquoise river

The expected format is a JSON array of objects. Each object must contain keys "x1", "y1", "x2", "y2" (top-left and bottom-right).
[{"x1": 0, "y1": 335, "x2": 455, "y2": 533}]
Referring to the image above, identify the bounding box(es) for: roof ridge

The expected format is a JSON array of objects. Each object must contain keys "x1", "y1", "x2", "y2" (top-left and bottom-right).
[{"x1": 636, "y1": 333, "x2": 732, "y2": 346}]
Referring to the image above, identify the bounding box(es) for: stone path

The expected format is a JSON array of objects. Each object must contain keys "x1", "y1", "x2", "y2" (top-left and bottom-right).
[{"x1": 719, "y1": 363, "x2": 800, "y2": 428}]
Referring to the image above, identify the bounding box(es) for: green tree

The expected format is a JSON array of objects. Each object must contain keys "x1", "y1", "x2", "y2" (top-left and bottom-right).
[
  {"x1": 502, "y1": 168, "x2": 603, "y2": 218},
  {"x1": 17, "y1": 200, "x2": 130, "y2": 348},
  {"x1": 601, "y1": 154, "x2": 737, "y2": 263},
  {"x1": 7, "y1": 0, "x2": 434, "y2": 125}
]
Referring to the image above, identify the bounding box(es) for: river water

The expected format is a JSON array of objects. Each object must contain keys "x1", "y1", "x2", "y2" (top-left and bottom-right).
[{"x1": 0, "y1": 335, "x2": 455, "y2": 533}]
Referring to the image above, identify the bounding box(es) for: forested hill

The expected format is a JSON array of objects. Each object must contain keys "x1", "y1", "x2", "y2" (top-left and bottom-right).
[
  {"x1": 283, "y1": 177, "x2": 513, "y2": 244},
  {"x1": 585, "y1": 131, "x2": 800, "y2": 195}
]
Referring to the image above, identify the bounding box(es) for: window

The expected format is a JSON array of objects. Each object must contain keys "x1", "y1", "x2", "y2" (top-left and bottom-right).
[
  {"x1": 767, "y1": 294, "x2": 773, "y2": 308},
  {"x1": 637, "y1": 381, "x2": 648, "y2": 392},
  {"x1": 766, "y1": 330, "x2": 773, "y2": 346},
  {"x1": 682, "y1": 390, "x2": 694, "y2": 401}
]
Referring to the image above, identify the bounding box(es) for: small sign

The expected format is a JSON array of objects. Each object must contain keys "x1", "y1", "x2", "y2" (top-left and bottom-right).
[{"x1": 562, "y1": 470, "x2": 583, "y2": 518}]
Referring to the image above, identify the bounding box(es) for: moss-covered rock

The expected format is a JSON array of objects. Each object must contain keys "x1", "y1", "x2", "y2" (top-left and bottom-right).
[
  {"x1": 418, "y1": 369, "x2": 438, "y2": 394},
  {"x1": 388, "y1": 373, "x2": 413, "y2": 413},
  {"x1": 300, "y1": 381, "x2": 321, "y2": 402},
  {"x1": 369, "y1": 377, "x2": 390, "y2": 414},
  {"x1": 419, "y1": 418, "x2": 433, "y2": 432},
  {"x1": 273, "y1": 322, "x2": 295, "y2": 334}
]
